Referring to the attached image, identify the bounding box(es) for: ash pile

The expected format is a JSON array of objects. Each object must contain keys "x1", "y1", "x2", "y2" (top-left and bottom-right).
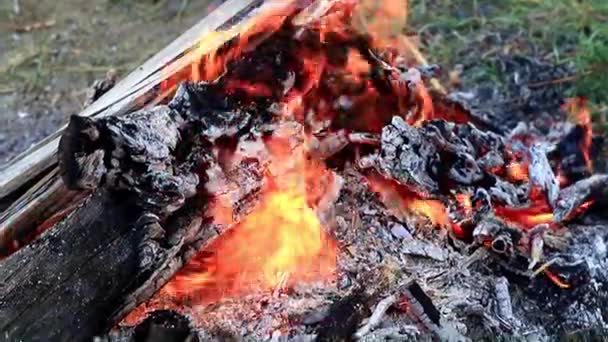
[{"x1": 76, "y1": 3, "x2": 608, "y2": 342}]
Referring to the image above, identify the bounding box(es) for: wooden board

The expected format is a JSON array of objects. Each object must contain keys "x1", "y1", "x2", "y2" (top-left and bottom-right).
[{"x1": 0, "y1": 0, "x2": 293, "y2": 255}]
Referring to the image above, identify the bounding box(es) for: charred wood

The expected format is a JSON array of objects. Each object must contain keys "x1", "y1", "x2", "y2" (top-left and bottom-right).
[
  {"x1": 554, "y1": 174, "x2": 608, "y2": 222},
  {"x1": 98, "y1": 310, "x2": 200, "y2": 342},
  {"x1": 315, "y1": 291, "x2": 370, "y2": 342},
  {"x1": 0, "y1": 85, "x2": 270, "y2": 340}
]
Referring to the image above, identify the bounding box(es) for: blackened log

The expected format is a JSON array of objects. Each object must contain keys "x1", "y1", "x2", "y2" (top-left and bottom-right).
[
  {"x1": 0, "y1": 190, "x2": 192, "y2": 340},
  {"x1": 0, "y1": 171, "x2": 88, "y2": 256},
  {"x1": 0, "y1": 0, "x2": 301, "y2": 260},
  {"x1": 0, "y1": 101, "x2": 272, "y2": 341},
  {"x1": 0, "y1": 188, "x2": 235, "y2": 341}
]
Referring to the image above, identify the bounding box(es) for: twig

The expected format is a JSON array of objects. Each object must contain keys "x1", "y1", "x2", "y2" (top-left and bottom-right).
[
  {"x1": 0, "y1": 49, "x2": 39, "y2": 75},
  {"x1": 13, "y1": 0, "x2": 20, "y2": 16},
  {"x1": 11, "y1": 19, "x2": 56, "y2": 33},
  {"x1": 0, "y1": 87, "x2": 15, "y2": 94},
  {"x1": 462, "y1": 247, "x2": 489, "y2": 269},
  {"x1": 527, "y1": 75, "x2": 578, "y2": 88},
  {"x1": 401, "y1": 36, "x2": 447, "y2": 95},
  {"x1": 494, "y1": 277, "x2": 514, "y2": 322},
  {"x1": 354, "y1": 293, "x2": 399, "y2": 339}
]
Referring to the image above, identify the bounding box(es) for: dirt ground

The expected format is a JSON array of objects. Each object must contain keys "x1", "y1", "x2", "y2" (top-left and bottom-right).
[
  {"x1": 0, "y1": 0, "x2": 606, "y2": 166},
  {"x1": 0, "y1": 0, "x2": 220, "y2": 165}
]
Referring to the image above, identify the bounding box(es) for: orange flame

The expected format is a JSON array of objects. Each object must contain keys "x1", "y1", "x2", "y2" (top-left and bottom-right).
[
  {"x1": 563, "y1": 97, "x2": 593, "y2": 172},
  {"x1": 157, "y1": 2, "x2": 298, "y2": 99},
  {"x1": 354, "y1": 0, "x2": 409, "y2": 54},
  {"x1": 366, "y1": 173, "x2": 450, "y2": 228},
  {"x1": 494, "y1": 203, "x2": 554, "y2": 229},
  {"x1": 455, "y1": 193, "x2": 473, "y2": 216},
  {"x1": 506, "y1": 161, "x2": 530, "y2": 182},
  {"x1": 163, "y1": 130, "x2": 337, "y2": 303}
]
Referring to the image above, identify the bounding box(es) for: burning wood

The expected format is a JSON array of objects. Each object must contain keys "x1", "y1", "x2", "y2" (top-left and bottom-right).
[{"x1": 1, "y1": 0, "x2": 608, "y2": 341}]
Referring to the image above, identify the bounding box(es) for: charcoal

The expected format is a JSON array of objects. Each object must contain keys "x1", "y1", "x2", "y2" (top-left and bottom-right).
[
  {"x1": 60, "y1": 106, "x2": 203, "y2": 217},
  {"x1": 528, "y1": 228, "x2": 546, "y2": 270},
  {"x1": 473, "y1": 215, "x2": 511, "y2": 245},
  {"x1": 401, "y1": 239, "x2": 448, "y2": 261},
  {"x1": 494, "y1": 277, "x2": 514, "y2": 324},
  {"x1": 401, "y1": 281, "x2": 442, "y2": 334},
  {"x1": 424, "y1": 120, "x2": 475, "y2": 156},
  {"x1": 105, "y1": 106, "x2": 183, "y2": 165},
  {"x1": 315, "y1": 292, "x2": 370, "y2": 342},
  {"x1": 72, "y1": 149, "x2": 107, "y2": 189},
  {"x1": 198, "y1": 109, "x2": 252, "y2": 142},
  {"x1": 488, "y1": 178, "x2": 529, "y2": 207},
  {"x1": 390, "y1": 222, "x2": 412, "y2": 239},
  {"x1": 170, "y1": 82, "x2": 257, "y2": 143},
  {"x1": 378, "y1": 116, "x2": 439, "y2": 194},
  {"x1": 168, "y1": 81, "x2": 231, "y2": 116},
  {"x1": 472, "y1": 188, "x2": 493, "y2": 215},
  {"x1": 529, "y1": 142, "x2": 559, "y2": 207},
  {"x1": 375, "y1": 116, "x2": 515, "y2": 196},
  {"x1": 490, "y1": 232, "x2": 514, "y2": 255},
  {"x1": 132, "y1": 310, "x2": 199, "y2": 342},
  {"x1": 553, "y1": 174, "x2": 608, "y2": 222},
  {"x1": 448, "y1": 151, "x2": 484, "y2": 185},
  {"x1": 98, "y1": 310, "x2": 200, "y2": 342},
  {"x1": 84, "y1": 69, "x2": 117, "y2": 108},
  {"x1": 308, "y1": 130, "x2": 349, "y2": 160},
  {"x1": 477, "y1": 150, "x2": 505, "y2": 170},
  {"x1": 454, "y1": 123, "x2": 505, "y2": 153}
]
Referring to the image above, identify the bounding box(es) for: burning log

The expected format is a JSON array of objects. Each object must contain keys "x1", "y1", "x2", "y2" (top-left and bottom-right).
[
  {"x1": 0, "y1": 105, "x2": 272, "y2": 341},
  {"x1": 0, "y1": 189, "x2": 203, "y2": 340},
  {"x1": 0, "y1": 0, "x2": 292, "y2": 257},
  {"x1": 0, "y1": 102, "x2": 212, "y2": 340}
]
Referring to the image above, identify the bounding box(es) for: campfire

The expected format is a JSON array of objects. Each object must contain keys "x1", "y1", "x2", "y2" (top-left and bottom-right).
[{"x1": 1, "y1": 0, "x2": 607, "y2": 341}]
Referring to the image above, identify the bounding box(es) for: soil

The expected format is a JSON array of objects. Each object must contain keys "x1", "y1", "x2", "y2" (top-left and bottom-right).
[{"x1": 0, "y1": 0, "x2": 222, "y2": 165}]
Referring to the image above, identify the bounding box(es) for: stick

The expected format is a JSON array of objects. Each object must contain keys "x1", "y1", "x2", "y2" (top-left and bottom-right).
[{"x1": 354, "y1": 293, "x2": 399, "y2": 339}]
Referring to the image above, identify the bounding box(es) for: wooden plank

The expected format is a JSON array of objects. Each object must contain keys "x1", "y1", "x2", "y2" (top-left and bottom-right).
[
  {"x1": 0, "y1": 0, "x2": 268, "y2": 199},
  {"x1": 0, "y1": 0, "x2": 295, "y2": 256}
]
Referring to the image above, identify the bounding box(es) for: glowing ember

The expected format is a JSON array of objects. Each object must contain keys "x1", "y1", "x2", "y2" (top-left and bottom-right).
[
  {"x1": 506, "y1": 161, "x2": 530, "y2": 182},
  {"x1": 366, "y1": 174, "x2": 450, "y2": 228},
  {"x1": 494, "y1": 204, "x2": 554, "y2": 229}
]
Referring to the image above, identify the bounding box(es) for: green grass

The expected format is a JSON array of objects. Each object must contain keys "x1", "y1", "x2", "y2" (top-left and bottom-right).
[{"x1": 410, "y1": 0, "x2": 608, "y2": 129}]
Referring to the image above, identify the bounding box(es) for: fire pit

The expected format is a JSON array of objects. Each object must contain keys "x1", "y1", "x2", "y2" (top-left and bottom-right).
[{"x1": 1, "y1": 1, "x2": 607, "y2": 341}]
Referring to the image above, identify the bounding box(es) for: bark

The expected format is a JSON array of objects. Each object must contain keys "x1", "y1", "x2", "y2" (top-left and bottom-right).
[{"x1": 0, "y1": 189, "x2": 205, "y2": 341}]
